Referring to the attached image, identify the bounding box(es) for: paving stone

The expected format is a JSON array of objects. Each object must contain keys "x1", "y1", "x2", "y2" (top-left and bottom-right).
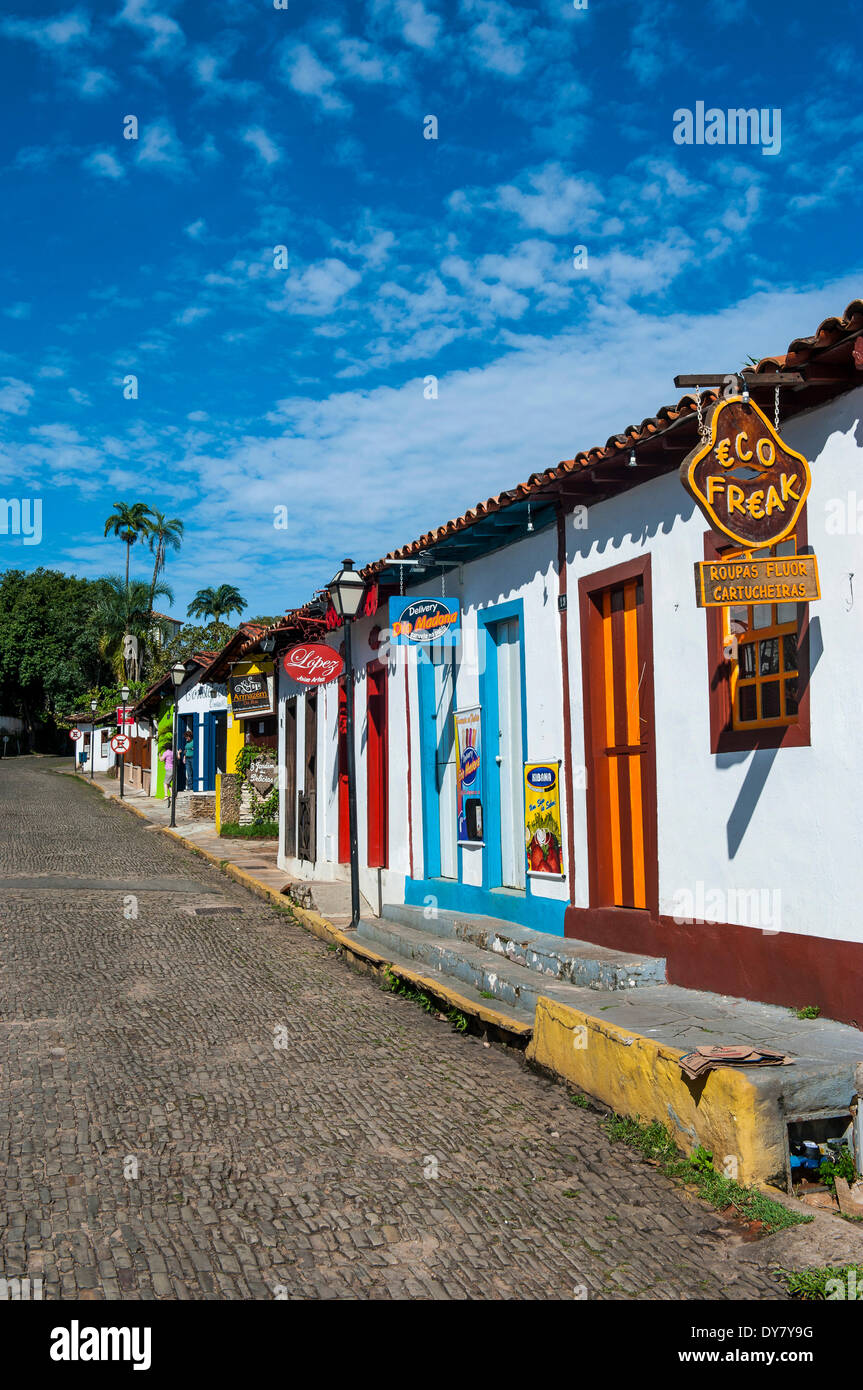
[{"x1": 0, "y1": 758, "x2": 787, "y2": 1301}]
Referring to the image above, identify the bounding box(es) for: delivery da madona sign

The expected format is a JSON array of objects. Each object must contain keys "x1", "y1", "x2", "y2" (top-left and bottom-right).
[{"x1": 388, "y1": 597, "x2": 460, "y2": 645}]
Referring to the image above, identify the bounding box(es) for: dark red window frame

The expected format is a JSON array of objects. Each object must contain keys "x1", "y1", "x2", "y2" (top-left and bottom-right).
[{"x1": 704, "y1": 508, "x2": 812, "y2": 753}]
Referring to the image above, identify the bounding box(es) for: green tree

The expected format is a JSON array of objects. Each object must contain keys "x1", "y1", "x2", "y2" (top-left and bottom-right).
[
  {"x1": 93, "y1": 575, "x2": 174, "y2": 680},
  {"x1": 103, "y1": 501, "x2": 154, "y2": 594},
  {"x1": 187, "y1": 584, "x2": 247, "y2": 626},
  {"x1": 0, "y1": 568, "x2": 112, "y2": 746},
  {"x1": 149, "y1": 621, "x2": 236, "y2": 681},
  {"x1": 146, "y1": 511, "x2": 184, "y2": 621}
]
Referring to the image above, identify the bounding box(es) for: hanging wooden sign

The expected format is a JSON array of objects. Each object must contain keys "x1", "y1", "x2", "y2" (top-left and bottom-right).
[
  {"x1": 694, "y1": 553, "x2": 821, "y2": 608},
  {"x1": 680, "y1": 396, "x2": 811, "y2": 547}
]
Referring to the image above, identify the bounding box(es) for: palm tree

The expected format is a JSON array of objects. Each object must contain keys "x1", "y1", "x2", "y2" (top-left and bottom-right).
[
  {"x1": 103, "y1": 502, "x2": 155, "y2": 595},
  {"x1": 93, "y1": 575, "x2": 174, "y2": 680},
  {"x1": 187, "y1": 584, "x2": 247, "y2": 626},
  {"x1": 146, "y1": 511, "x2": 184, "y2": 619}
]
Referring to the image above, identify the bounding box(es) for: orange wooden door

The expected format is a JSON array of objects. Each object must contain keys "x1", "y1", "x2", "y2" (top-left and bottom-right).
[{"x1": 586, "y1": 577, "x2": 651, "y2": 909}]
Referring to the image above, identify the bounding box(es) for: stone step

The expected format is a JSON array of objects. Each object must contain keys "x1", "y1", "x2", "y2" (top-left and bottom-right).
[
  {"x1": 355, "y1": 915, "x2": 662, "y2": 1020},
  {"x1": 379, "y1": 904, "x2": 665, "y2": 991}
]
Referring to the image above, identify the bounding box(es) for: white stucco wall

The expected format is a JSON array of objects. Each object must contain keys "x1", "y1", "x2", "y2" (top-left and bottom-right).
[{"x1": 563, "y1": 384, "x2": 863, "y2": 943}]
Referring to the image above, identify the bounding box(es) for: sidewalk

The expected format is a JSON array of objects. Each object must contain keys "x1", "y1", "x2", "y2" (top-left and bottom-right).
[{"x1": 66, "y1": 763, "x2": 863, "y2": 1193}]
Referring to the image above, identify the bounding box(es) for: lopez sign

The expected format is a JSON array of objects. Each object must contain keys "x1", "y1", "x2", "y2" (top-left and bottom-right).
[
  {"x1": 283, "y1": 643, "x2": 344, "y2": 686},
  {"x1": 388, "y1": 596, "x2": 460, "y2": 645},
  {"x1": 680, "y1": 396, "x2": 811, "y2": 547}
]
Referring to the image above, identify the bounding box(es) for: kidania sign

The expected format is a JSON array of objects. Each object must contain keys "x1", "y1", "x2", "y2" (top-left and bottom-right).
[{"x1": 388, "y1": 597, "x2": 460, "y2": 645}]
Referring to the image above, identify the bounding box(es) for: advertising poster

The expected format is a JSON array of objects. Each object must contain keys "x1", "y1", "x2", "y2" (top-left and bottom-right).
[
  {"x1": 454, "y1": 707, "x2": 483, "y2": 844},
  {"x1": 388, "y1": 596, "x2": 460, "y2": 646},
  {"x1": 524, "y1": 761, "x2": 564, "y2": 878}
]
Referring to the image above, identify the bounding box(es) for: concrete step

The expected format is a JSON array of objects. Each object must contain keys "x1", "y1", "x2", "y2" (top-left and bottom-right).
[
  {"x1": 355, "y1": 914, "x2": 661, "y2": 1020},
  {"x1": 379, "y1": 904, "x2": 665, "y2": 991}
]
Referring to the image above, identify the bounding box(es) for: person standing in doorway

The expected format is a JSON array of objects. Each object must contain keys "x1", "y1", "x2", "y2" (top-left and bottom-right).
[{"x1": 183, "y1": 728, "x2": 194, "y2": 792}]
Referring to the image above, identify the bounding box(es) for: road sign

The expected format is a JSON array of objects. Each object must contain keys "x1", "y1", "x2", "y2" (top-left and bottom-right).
[
  {"x1": 110, "y1": 733, "x2": 131, "y2": 754},
  {"x1": 116, "y1": 707, "x2": 135, "y2": 726},
  {"x1": 69, "y1": 728, "x2": 82, "y2": 741}
]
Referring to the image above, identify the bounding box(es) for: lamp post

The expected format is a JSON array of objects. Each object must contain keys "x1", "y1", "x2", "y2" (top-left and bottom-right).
[
  {"x1": 169, "y1": 661, "x2": 186, "y2": 829},
  {"x1": 119, "y1": 684, "x2": 130, "y2": 799},
  {"x1": 327, "y1": 559, "x2": 366, "y2": 929},
  {"x1": 90, "y1": 699, "x2": 98, "y2": 781}
]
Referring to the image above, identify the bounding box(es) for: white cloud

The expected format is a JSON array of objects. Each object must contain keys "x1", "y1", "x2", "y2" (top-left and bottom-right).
[
  {"x1": 79, "y1": 66, "x2": 115, "y2": 97},
  {"x1": 136, "y1": 119, "x2": 187, "y2": 176},
  {"x1": 184, "y1": 218, "x2": 206, "y2": 240},
  {"x1": 241, "y1": 126, "x2": 282, "y2": 166},
  {"x1": 280, "y1": 41, "x2": 350, "y2": 114},
  {"x1": 496, "y1": 163, "x2": 603, "y2": 235},
  {"x1": 268, "y1": 258, "x2": 361, "y2": 316},
  {"x1": 4, "y1": 302, "x2": 30, "y2": 320},
  {"x1": 0, "y1": 377, "x2": 34, "y2": 415},
  {"x1": 175, "y1": 306, "x2": 211, "y2": 326},
  {"x1": 67, "y1": 387, "x2": 91, "y2": 406},
  {"x1": 372, "y1": 0, "x2": 441, "y2": 50},
  {"x1": 83, "y1": 149, "x2": 124, "y2": 180},
  {"x1": 1, "y1": 9, "x2": 91, "y2": 49},
  {"x1": 113, "y1": 0, "x2": 184, "y2": 57}
]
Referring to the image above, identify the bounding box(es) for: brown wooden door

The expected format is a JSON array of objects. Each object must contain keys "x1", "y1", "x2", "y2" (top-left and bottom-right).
[
  {"x1": 284, "y1": 698, "x2": 297, "y2": 858},
  {"x1": 584, "y1": 573, "x2": 655, "y2": 910}
]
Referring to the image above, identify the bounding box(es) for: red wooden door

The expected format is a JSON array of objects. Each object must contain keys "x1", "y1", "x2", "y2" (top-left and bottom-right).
[
  {"x1": 366, "y1": 662, "x2": 388, "y2": 869},
  {"x1": 338, "y1": 682, "x2": 350, "y2": 864}
]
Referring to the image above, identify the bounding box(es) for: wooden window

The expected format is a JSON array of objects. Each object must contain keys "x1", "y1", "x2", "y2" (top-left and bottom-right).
[
  {"x1": 726, "y1": 538, "x2": 799, "y2": 730},
  {"x1": 704, "y1": 520, "x2": 811, "y2": 752}
]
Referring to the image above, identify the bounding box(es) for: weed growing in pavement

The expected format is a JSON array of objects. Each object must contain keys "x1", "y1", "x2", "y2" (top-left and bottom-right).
[
  {"x1": 569, "y1": 1092, "x2": 590, "y2": 1109},
  {"x1": 603, "y1": 1112, "x2": 811, "y2": 1234},
  {"x1": 779, "y1": 1263, "x2": 863, "y2": 1299},
  {"x1": 382, "y1": 968, "x2": 470, "y2": 1033},
  {"x1": 794, "y1": 1004, "x2": 821, "y2": 1019}
]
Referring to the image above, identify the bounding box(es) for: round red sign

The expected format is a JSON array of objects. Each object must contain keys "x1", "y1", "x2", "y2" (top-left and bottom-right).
[
  {"x1": 283, "y1": 642, "x2": 344, "y2": 686},
  {"x1": 111, "y1": 734, "x2": 131, "y2": 754},
  {"x1": 69, "y1": 728, "x2": 82, "y2": 741}
]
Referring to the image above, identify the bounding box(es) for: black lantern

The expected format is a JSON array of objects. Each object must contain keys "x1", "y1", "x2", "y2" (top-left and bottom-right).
[{"x1": 327, "y1": 559, "x2": 364, "y2": 928}]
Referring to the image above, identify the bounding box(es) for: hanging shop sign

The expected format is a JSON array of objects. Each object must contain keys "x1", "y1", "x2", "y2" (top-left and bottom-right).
[
  {"x1": 454, "y1": 707, "x2": 483, "y2": 844},
  {"x1": 523, "y1": 761, "x2": 564, "y2": 879},
  {"x1": 282, "y1": 643, "x2": 344, "y2": 687},
  {"x1": 680, "y1": 396, "x2": 812, "y2": 548},
  {"x1": 388, "y1": 596, "x2": 460, "y2": 646},
  {"x1": 694, "y1": 553, "x2": 821, "y2": 608},
  {"x1": 228, "y1": 670, "x2": 273, "y2": 717},
  {"x1": 115, "y1": 707, "x2": 135, "y2": 726}
]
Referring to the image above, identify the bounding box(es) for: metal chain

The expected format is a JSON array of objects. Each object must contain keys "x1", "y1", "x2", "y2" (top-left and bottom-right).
[
  {"x1": 400, "y1": 561, "x2": 404, "y2": 597},
  {"x1": 695, "y1": 385, "x2": 708, "y2": 443},
  {"x1": 774, "y1": 385, "x2": 780, "y2": 431}
]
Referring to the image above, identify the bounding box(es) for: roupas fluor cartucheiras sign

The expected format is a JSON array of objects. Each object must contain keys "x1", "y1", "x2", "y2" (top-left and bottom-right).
[{"x1": 680, "y1": 395, "x2": 811, "y2": 548}]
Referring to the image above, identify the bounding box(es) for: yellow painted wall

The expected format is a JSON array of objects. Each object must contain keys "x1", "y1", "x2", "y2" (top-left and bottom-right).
[
  {"x1": 527, "y1": 996, "x2": 785, "y2": 1185},
  {"x1": 226, "y1": 659, "x2": 274, "y2": 772}
]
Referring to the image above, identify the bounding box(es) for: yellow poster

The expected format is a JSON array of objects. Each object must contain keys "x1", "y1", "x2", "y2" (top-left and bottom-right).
[{"x1": 524, "y1": 761, "x2": 564, "y2": 879}]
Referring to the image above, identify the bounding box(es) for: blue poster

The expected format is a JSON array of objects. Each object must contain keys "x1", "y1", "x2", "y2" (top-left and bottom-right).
[{"x1": 388, "y1": 596, "x2": 460, "y2": 646}]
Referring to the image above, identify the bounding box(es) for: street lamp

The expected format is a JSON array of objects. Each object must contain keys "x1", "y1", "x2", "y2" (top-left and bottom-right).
[
  {"x1": 327, "y1": 559, "x2": 366, "y2": 929},
  {"x1": 90, "y1": 699, "x2": 98, "y2": 781},
  {"x1": 119, "y1": 684, "x2": 130, "y2": 799},
  {"x1": 169, "y1": 661, "x2": 186, "y2": 829}
]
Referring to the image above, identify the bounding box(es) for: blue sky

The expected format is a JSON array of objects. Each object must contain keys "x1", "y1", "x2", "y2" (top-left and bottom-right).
[{"x1": 1, "y1": 0, "x2": 861, "y2": 619}]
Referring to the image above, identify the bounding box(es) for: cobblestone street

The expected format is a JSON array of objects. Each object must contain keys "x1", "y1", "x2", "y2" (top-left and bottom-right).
[{"x1": 0, "y1": 758, "x2": 785, "y2": 1300}]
